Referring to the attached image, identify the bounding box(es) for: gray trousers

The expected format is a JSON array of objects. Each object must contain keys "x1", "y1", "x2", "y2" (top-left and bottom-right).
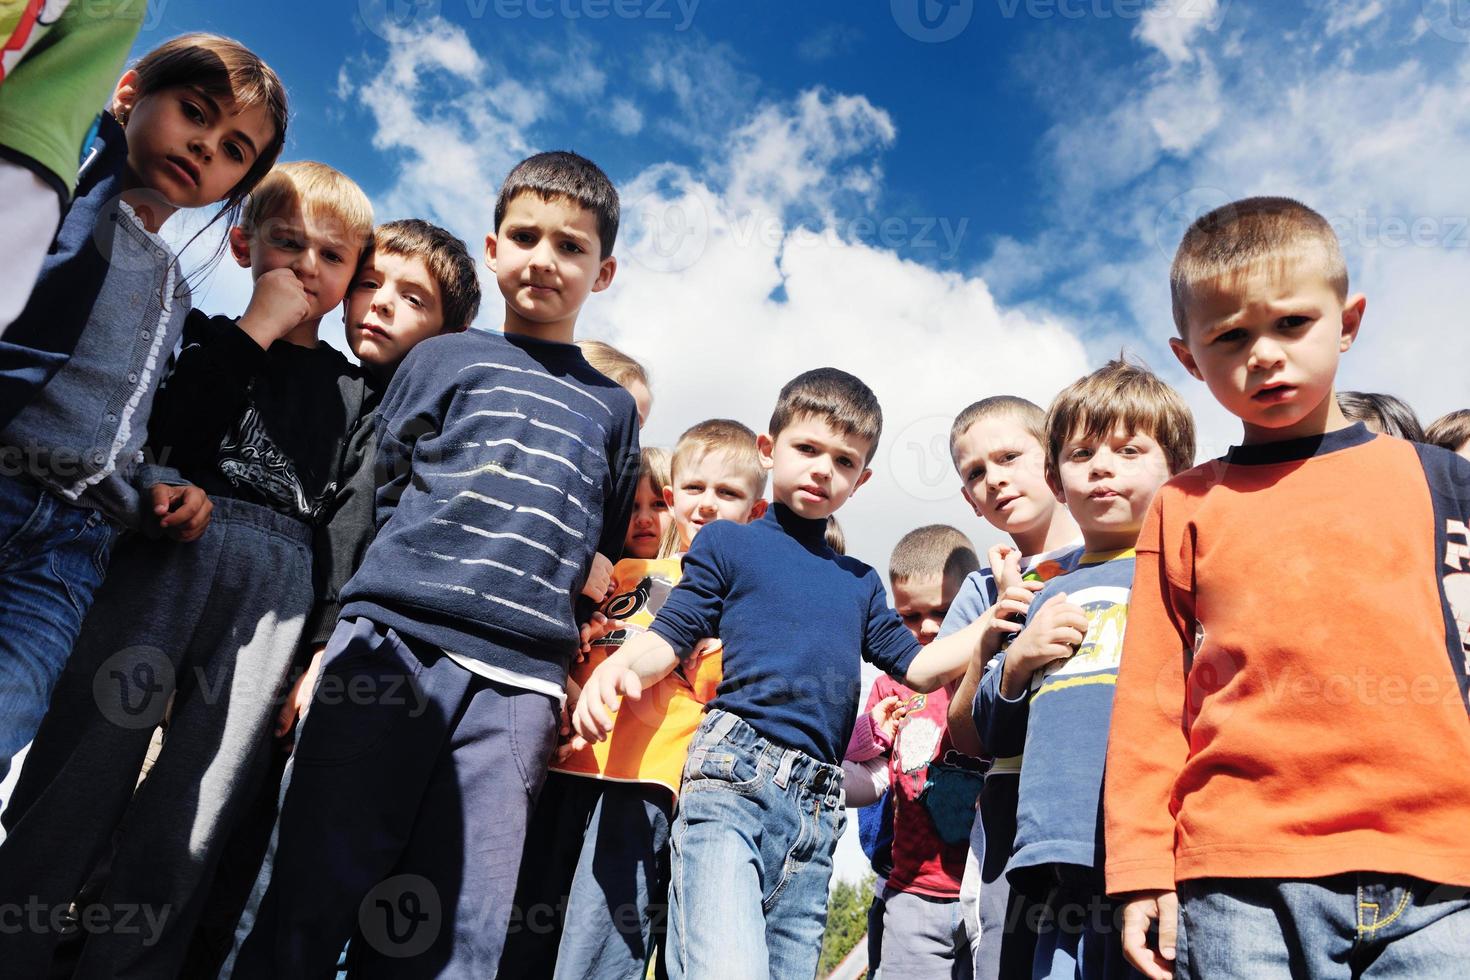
[
  {"x1": 0, "y1": 497, "x2": 312, "y2": 980},
  {"x1": 882, "y1": 886, "x2": 974, "y2": 980}
]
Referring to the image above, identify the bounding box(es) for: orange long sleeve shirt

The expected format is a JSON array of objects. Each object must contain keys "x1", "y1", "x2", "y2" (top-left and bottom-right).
[{"x1": 1105, "y1": 425, "x2": 1470, "y2": 895}]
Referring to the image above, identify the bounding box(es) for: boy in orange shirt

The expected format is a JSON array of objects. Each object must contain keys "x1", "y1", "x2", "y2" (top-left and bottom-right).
[
  {"x1": 503, "y1": 420, "x2": 766, "y2": 980},
  {"x1": 1107, "y1": 197, "x2": 1470, "y2": 979}
]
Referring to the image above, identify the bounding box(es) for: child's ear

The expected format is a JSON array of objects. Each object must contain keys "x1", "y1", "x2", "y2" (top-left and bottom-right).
[
  {"x1": 959, "y1": 484, "x2": 984, "y2": 519},
  {"x1": 662, "y1": 485, "x2": 676, "y2": 508},
  {"x1": 1044, "y1": 465, "x2": 1066, "y2": 504},
  {"x1": 1169, "y1": 336, "x2": 1203, "y2": 382},
  {"x1": 227, "y1": 227, "x2": 253, "y2": 268},
  {"x1": 1340, "y1": 293, "x2": 1366, "y2": 352},
  {"x1": 748, "y1": 498, "x2": 769, "y2": 520},
  {"x1": 111, "y1": 69, "x2": 141, "y2": 124},
  {"x1": 483, "y1": 232, "x2": 498, "y2": 274},
  {"x1": 756, "y1": 434, "x2": 776, "y2": 471},
  {"x1": 590, "y1": 255, "x2": 617, "y2": 294},
  {"x1": 849, "y1": 467, "x2": 874, "y2": 498}
]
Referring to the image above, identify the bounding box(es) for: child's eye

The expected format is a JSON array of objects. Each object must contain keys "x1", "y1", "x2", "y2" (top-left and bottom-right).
[
  {"x1": 796, "y1": 444, "x2": 814, "y2": 454},
  {"x1": 324, "y1": 251, "x2": 343, "y2": 264},
  {"x1": 511, "y1": 231, "x2": 535, "y2": 245},
  {"x1": 355, "y1": 279, "x2": 380, "y2": 290},
  {"x1": 967, "y1": 467, "x2": 983, "y2": 482},
  {"x1": 1120, "y1": 446, "x2": 1140, "y2": 457},
  {"x1": 1278, "y1": 315, "x2": 1311, "y2": 330},
  {"x1": 1002, "y1": 452, "x2": 1020, "y2": 463},
  {"x1": 181, "y1": 99, "x2": 205, "y2": 123},
  {"x1": 1070, "y1": 448, "x2": 1092, "y2": 460},
  {"x1": 224, "y1": 142, "x2": 245, "y2": 163},
  {"x1": 836, "y1": 456, "x2": 855, "y2": 469},
  {"x1": 560, "y1": 241, "x2": 585, "y2": 254},
  {"x1": 1214, "y1": 328, "x2": 1246, "y2": 344},
  {"x1": 652, "y1": 499, "x2": 668, "y2": 511},
  {"x1": 406, "y1": 295, "x2": 424, "y2": 308}
]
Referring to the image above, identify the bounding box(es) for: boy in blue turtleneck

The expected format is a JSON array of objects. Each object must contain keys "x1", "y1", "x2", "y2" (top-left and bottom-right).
[{"x1": 575, "y1": 367, "x2": 1028, "y2": 980}]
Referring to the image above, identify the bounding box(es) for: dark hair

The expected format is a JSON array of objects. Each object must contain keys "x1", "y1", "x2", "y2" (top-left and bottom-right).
[
  {"x1": 1337, "y1": 391, "x2": 1425, "y2": 442},
  {"x1": 768, "y1": 368, "x2": 883, "y2": 464},
  {"x1": 372, "y1": 219, "x2": 481, "y2": 332},
  {"x1": 493, "y1": 151, "x2": 619, "y2": 258}
]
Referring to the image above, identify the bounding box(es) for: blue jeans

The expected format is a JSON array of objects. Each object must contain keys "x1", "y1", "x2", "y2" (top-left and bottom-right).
[
  {"x1": 1177, "y1": 874, "x2": 1470, "y2": 979},
  {"x1": 666, "y1": 710, "x2": 846, "y2": 980},
  {"x1": 0, "y1": 474, "x2": 115, "y2": 789},
  {"x1": 555, "y1": 781, "x2": 673, "y2": 980}
]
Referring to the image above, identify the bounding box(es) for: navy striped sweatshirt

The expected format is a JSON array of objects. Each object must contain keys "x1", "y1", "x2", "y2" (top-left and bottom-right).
[{"x1": 340, "y1": 329, "x2": 641, "y2": 687}]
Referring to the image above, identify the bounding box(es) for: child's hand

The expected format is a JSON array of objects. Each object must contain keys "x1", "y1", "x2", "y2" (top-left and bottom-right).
[
  {"x1": 989, "y1": 544, "x2": 1023, "y2": 596},
  {"x1": 581, "y1": 552, "x2": 614, "y2": 602},
  {"x1": 239, "y1": 268, "x2": 310, "y2": 349},
  {"x1": 1120, "y1": 890, "x2": 1178, "y2": 980},
  {"x1": 999, "y1": 592, "x2": 1088, "y2": 697},
  {"x1": 576, "y1": 613, "x2": 627, "y2": 661},
  {"x1": 870, "y1": 694, "x2": 907, "y2": 742},
  {"x1": 572, "y1": 658, "x2": 642, "y2": 744},
  {"x1": 150, "y1": 484, "x2": 212, "y2": 542},
  {"x1": 980, "y1": 583, "x2": 1042, "y2": 657},
  {"x1": 275, "y1": 646, "x2": 326, "y2": 749}
]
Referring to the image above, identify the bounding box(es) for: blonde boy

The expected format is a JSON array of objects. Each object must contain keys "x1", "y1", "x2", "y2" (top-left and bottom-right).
[
  {"x1": 506, "y1": 420, "x2": 768, "y2": 979},
  {"x1": 1108, "y1": 197, "x2": 1470, "y2": 980},
  {"x1": 942, "y1": 396, "x2": 1082, "y2": 980},
  {"x1": 972, "y1": 359, "x2": 1194, "y2": 980}
]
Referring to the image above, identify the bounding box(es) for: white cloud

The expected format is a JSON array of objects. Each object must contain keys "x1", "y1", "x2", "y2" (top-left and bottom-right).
[
  {"x1": 608, "y1": 97, "x2": 644, "y2": 136},
  {"x1": 1134, "y1": 0, "x2": 1223, "y2": 65},
  {"x1": 1325, "y1": 0, "x2": 1385, "y2": 36}
]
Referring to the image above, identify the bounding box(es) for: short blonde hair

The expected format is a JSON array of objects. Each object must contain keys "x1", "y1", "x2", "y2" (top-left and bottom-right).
[
  {"x1": 671, "y1": 419, "x2": 767, "y2": 498},
  {"x1": 638, "y1": 446, "x2": 679, "y2": 559},
  {"x1": 889, "y1": 524, "x2": 979, "y2": 588},
  {"x1": 1170, "y1": 196, "x2": 1347, "y2": 336},
  {"x1": 241, "y1": 161, "x2": 374, "y2": 257},
  {"x1": 949, "y1": 396, "x2": 1045, "y2": 464},
  {"x1": 578, "y1": 340, "x2": 649, "y2": 391},
  {"x1": 1045, "y1": 358, "x2": 1196, "y2": 478},
  {"x1": 1427, "y1": 409, "x2": 1470, "y2": 453}
]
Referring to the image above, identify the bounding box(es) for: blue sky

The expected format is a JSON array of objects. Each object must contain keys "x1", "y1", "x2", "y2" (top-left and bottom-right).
[{"x1": 136, "y1": 0, "x2": 1470, "y2": 880}]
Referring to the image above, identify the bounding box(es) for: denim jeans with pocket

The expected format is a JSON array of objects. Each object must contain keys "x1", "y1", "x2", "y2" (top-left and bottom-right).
[
  {"x1": 666, "y1": 709, "x2": 846, "y2": 980},
  {"x1": 0, "y1": 473, "x2": 116, "y2": 789},
  {"x1": 1177, "y1": 874, "x2": 1470, "y2": 979}
]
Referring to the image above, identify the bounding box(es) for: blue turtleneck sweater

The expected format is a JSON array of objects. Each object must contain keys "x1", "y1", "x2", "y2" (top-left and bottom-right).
[{"x1": 649, "y1": 503, "x2": 921, "y2": 763}]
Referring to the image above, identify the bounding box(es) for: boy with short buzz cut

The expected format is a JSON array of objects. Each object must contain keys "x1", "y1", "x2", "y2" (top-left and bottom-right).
[
  {"x1": 504, "y1": 418, "x2": 769, "y2": 980},
  {"x1": 973, "y1": 359, "x2": 1195, "y2": 980},
  {"x1": 1108, "y1": 197, "x2": 1470, "y2": 980},
  {"x1": 0, "y1": 160, "x2": 376, "y2": 978},
  {"x1": 940, "y1": 394, "x2": 1082, "y2": 980},
  {"x1": 234, "y1": 151, "x2": 641, "y2": 977},
  {"x1": 868, "y1": 524, "x2": 983, "y2": 979},
  {"x1": 576, "y1": 368, "x2": 1023, "y2": 980}
]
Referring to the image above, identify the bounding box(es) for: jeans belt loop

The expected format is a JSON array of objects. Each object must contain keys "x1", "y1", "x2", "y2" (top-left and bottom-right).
[
  {"x1": 708, "y1": 710, "x2": 740, "y2": 745},
  {"x1": 774, "y1": 750, "x2": 795, "y2": 789}
]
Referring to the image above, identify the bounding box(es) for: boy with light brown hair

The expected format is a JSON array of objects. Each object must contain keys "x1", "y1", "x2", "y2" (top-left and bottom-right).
[{"x1": 1108, "y1": 196, "x2": 1470, "y2": 979}]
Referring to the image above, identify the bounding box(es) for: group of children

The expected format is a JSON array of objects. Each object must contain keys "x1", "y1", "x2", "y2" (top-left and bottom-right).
[{"x1": 2, "y1": 25, "x2": 1470, "y2": 980}]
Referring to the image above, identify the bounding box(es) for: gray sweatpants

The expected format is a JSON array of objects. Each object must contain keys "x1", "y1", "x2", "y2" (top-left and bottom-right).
[{"x1": 0, "y1": 497, "x2": 313, "y2": 980}]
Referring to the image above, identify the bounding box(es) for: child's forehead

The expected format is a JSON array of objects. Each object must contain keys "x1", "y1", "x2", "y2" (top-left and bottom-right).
[
  {"x1": 960, "y1": 414, "x2": 1042, "y2": 452},
  {"x1": 1182, "y1": 249, "x2": 1340, "y2": 328},
  {"x1": 372, "y1": 249, "x2": 437, "y2": 287},
  {"x1": 257, "y1": 202, "x2": 363, "y2": 250},
  {"x1": 500, "y1": 190, "x2": 599, "y2": 234},
  {"x1": 891, "y1": 572, "x2": 955, "y2": 606}
]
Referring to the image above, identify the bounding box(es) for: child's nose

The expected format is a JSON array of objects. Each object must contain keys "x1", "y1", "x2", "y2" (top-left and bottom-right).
[{"x1": 1248, "y1": 337, "x2": 1286, "y2": 371}]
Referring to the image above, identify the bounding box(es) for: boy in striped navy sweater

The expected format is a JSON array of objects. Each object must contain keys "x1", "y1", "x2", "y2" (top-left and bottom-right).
[{"x1": 235, "y1": 152, "x2": 641, "y2": 978}]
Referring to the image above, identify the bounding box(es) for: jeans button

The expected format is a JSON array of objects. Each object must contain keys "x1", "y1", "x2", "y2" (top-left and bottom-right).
[
  {"x1": 106, "y1": 413, "x2": 117, "y2": 423},
  {"x1": 127, "y1": 372, "x2": 138, "y2": 384},
  {"x1": 140, "y1": 330, "x2": 151, "y2": 341},
  {"x1": 92, "y1": 450, "x2": 106, "y2": 465}
]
